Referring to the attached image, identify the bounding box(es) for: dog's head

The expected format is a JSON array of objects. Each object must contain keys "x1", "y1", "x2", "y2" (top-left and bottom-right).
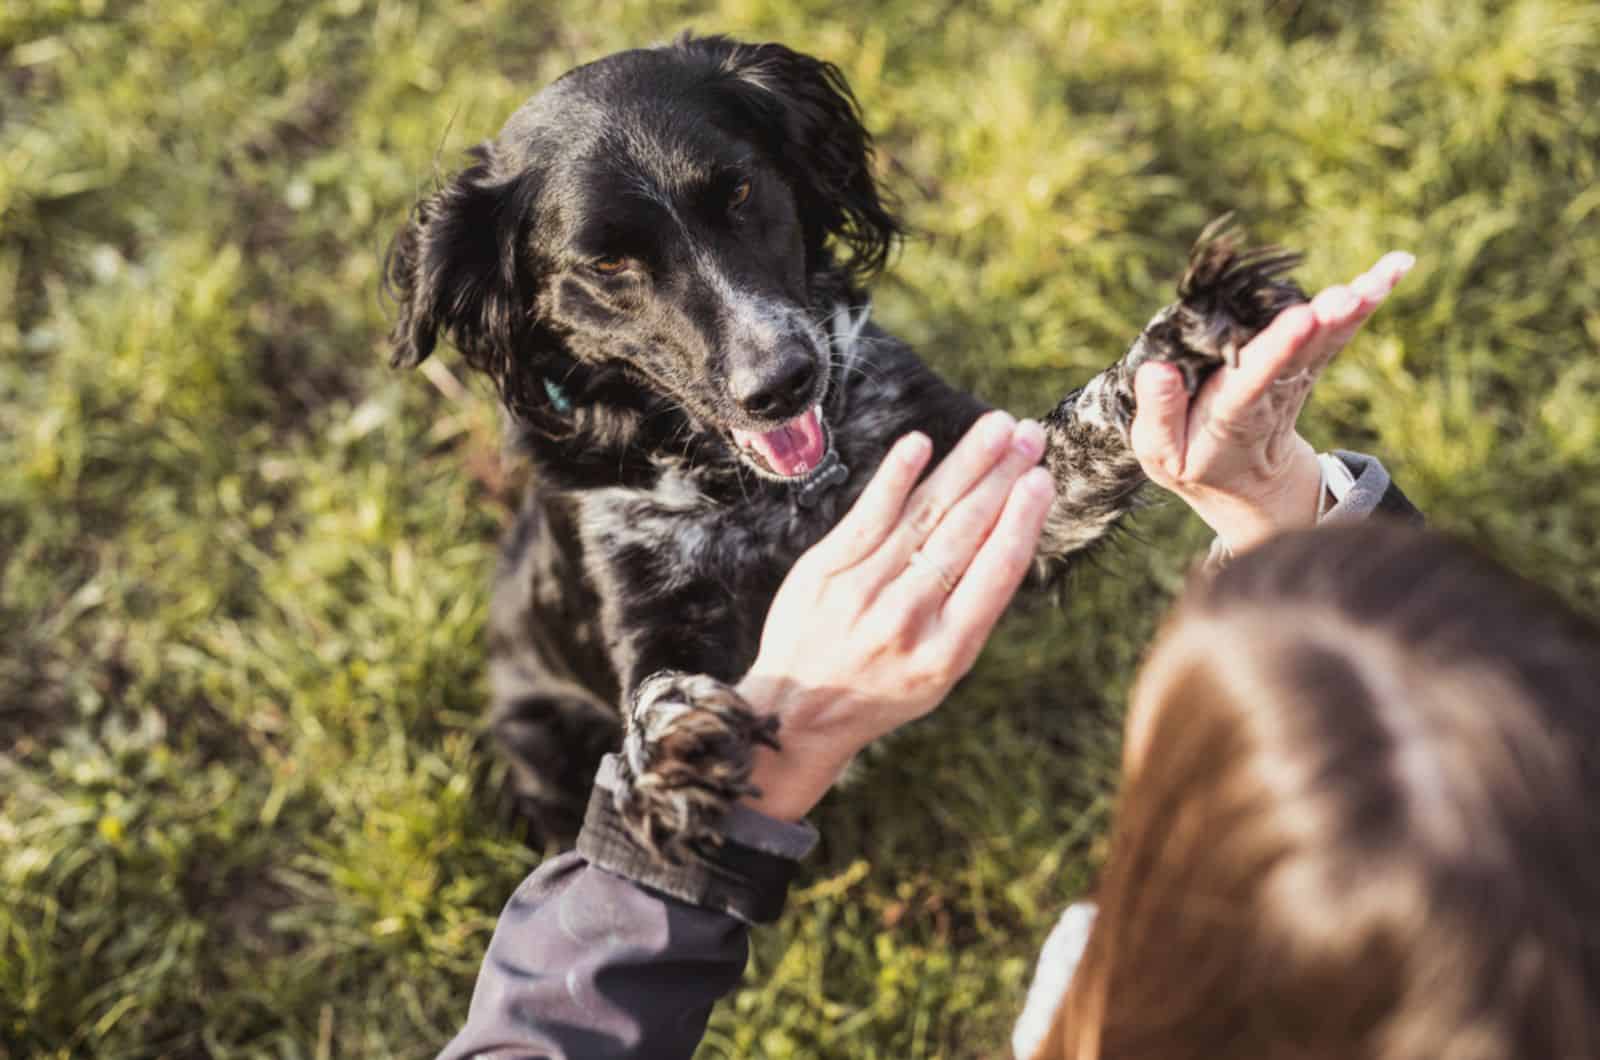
[{"x1": 385, "y1": 34, "x2": 901, "y2": 481}]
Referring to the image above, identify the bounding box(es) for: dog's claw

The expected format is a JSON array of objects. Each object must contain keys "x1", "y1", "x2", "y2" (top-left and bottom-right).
[
  {"x1": 1172, "y1": 355, "x2": 1211, "y2": 397},
  {"x1": 1119, "y1": 217, "x2": 1309, "y2": 421},
  {"x1": 613, "y1": 671, "x2": 781, "y2": 863},
  {"x1": 1170, "y1": 216, "x2": 1308, "y2": 362}
]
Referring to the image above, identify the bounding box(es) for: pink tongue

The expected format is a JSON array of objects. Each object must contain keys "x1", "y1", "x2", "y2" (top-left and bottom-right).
[{"x1": 735, "y1": 408, "x2": 826, "y2": 477}]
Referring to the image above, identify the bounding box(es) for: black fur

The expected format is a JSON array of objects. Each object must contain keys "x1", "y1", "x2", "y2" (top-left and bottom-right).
[{"x1": 385, "y1": 34, "x2": 1307, "y2": 855}]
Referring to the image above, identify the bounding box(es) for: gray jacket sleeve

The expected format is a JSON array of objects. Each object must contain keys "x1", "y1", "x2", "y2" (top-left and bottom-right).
[
  {"x1": 1205, "y1": 450, "x2": 1421, "y2": 567},
  {"x1": 1324, "y1": 449, "x2": 1423, "y2": 525},
  {"x1": 437, "y1": 755, "x2": 817, "y2": 1060}
]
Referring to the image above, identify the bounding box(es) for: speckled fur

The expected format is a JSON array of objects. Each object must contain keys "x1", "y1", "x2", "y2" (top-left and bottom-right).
[
  {"x1": 615, "y1": 671, "x2": 781, "y2": 863},
  {"x1": 386, "y1": 35, "x2": 1308, "y2": 853}
]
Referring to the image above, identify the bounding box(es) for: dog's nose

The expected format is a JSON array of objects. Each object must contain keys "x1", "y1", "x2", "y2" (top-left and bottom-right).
[{"x1": 730, "y1": 353, "x2": 818, "y2": 420}]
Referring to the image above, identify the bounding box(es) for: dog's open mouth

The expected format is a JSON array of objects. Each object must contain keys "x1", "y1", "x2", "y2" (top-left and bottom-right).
[{"x1": 731, "y1": 406, "x2": 829, "y2": 479}]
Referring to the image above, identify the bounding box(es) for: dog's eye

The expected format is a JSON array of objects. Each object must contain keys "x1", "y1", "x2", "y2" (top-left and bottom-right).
[
  {"x1": 728, "y1": 179, "x2": 752, "y2": 211},
  {"x1": 590, "y1": 257, "x2": 630, "y2": 276}
]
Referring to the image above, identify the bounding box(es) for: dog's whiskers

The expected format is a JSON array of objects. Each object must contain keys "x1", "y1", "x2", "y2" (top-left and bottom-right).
[{"x1": 829, "y1": 351, "x2": 884, "y2": 384}]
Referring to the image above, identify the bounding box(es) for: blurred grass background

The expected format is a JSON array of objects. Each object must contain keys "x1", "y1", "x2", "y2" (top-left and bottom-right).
[{"x1": 2, "y1": 0, "x2": 1597, "y2": 1056}]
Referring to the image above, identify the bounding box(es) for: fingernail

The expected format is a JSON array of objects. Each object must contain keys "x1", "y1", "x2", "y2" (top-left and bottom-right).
[
  {"x1": 1012, "y1": 419, "x2": 1046, "y2": 460},
  {"x1": 1351, "y1": 272, "x2": 1386, "y2": 300},
  {"x1": 897, "y1": 431, "x2": 930, "y2": 465},
  {"x1": 985, "y1": 409, "x2": 1017, "y2": 443},
  {"x1": 1022, "y1": 466, "x2": 1054, "y2": 501},
  {"x1": 1389, "y1": 251, "x2": 1416, "y2": 276}
]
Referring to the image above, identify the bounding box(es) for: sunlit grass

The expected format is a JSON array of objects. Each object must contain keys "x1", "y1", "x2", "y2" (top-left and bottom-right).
[{"x1": 3, "y1": 0, "x2": 1597, "y2": 1055}]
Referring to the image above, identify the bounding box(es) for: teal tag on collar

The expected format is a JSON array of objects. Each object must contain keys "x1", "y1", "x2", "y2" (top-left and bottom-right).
[{"x1": 543, "y1": 377, "x2": 574, "y2": 414}]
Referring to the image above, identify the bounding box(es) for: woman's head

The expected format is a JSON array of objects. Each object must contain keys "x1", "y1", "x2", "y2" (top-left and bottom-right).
[{"x1": 1048, "y1": 523, "x2": 1600, "y2": 1060}]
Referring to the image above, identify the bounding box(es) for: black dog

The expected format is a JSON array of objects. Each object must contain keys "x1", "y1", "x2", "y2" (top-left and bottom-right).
[{"x1": 385, "y1": 34, "x2": 1304, "y2": 855}]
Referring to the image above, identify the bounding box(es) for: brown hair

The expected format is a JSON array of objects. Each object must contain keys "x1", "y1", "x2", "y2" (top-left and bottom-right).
[{"x1": 1043, "y1": 523, "x2": 1600, "y2": 1060}]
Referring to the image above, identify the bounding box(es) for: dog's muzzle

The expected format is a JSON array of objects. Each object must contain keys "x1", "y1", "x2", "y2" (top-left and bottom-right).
[{"x1": 729, "y1": 404, "x2": 849, "y2": 506}]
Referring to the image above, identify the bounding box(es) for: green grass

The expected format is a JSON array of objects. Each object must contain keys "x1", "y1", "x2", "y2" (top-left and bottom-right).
[{"x1": 3, "y1": 0, "x2": 1597, "y2": 1056}]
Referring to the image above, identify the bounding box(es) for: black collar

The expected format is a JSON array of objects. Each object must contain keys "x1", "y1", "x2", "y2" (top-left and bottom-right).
[{"x1": 791, "y1": 446, "x2": 849, "y2": 509}]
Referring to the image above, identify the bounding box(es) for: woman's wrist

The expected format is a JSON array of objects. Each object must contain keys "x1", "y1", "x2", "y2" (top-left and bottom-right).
[
  {"x1": 1195, "y1": 438, "x2": 1323, "y2": 552},
  {"x1": 735, "y1": 671, "x2": 862, "y2": 822},
  {"x1": 732, "y1": 672, "x2": 851, "y2": 819},
  {"x1": 740, "y1": 739, "x2": 850, "y2": 822}
]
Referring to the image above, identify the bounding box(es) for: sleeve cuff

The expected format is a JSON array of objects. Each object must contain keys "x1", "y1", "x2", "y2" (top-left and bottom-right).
[
  {"x1": 1204, "y1": 450, "x2": 1421, "y2": 570},
  {"x1": 1320, "y1": 449, "x2": 1390, "y2": 523},
  {"x1": 1328, "y1": 449, "x2": 1424, "y2": 525},
  {"x1": 578, "y1": 754, "x2": 818, "y2": 924}
]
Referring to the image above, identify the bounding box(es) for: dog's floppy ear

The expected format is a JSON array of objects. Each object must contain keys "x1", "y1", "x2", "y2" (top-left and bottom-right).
[
  {"x1": 384, "y1": 143, "x2": 540, "y2": 370},
  {"x1": 684, "y1": 35, "x2": 903, "y2": 286}
]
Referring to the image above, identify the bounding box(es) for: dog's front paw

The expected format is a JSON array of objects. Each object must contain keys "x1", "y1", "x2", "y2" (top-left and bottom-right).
[
  {"x1": 613, "y1": 671, "x2": 781, "y2": 863},
  {"x1": 1127, "y1": 215, "x2": 1309, "y2": 397}
]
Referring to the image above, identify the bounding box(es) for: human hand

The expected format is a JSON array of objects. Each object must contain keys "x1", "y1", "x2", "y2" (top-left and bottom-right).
[
  {"x1": 1131, "y1": 251, "x2": 1415, "y2": 552},
  {"x1": 736, "y1": 411, "x2": 1055, "y2": 821}
]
